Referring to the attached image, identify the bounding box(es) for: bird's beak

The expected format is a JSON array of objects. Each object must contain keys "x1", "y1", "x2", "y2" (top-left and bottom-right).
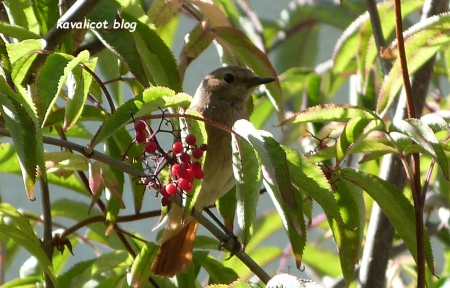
[{"x1": 247, "y1": 76, "x2": 275, "y2": 88}]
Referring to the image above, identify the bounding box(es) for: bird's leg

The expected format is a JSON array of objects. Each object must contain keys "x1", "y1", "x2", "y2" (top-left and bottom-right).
[{"x1": 204, "y1": 207, "x2": 241, "y2": 258}]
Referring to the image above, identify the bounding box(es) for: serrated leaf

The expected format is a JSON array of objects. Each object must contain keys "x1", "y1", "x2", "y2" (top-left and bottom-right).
[
  {"x1": 0, "y1": 79, "x2": 46, "y2": 198},
  {"x1": 29, "y1": 0, "x2": 59, "y2": 35},
  {"x1": 92, "y1": 86, "x2": 190, "y2": 147},
  {"x1": 147, "y1": 0, "x2": 183, "y2": 28},
  {"x1": 193, "y1": 251, "x2": 238, "y2": 284},
  {"x1": 122, "y1": 12, "x2": 182, "y2": 92},
  {"x1": 44, "y1": 151, "x2": 89, "y2": 173},
  {"x1": 178, "y1": 20, "x2": 215, "y2": 78},
  {"x1": 341, "y1": 168, "x2": 435, "y2": 274},
  {"x1": 283, "y1": 146, "x2": 344, "y2": 225},
  {"x1": 377, "y1": 13, "x2": 450, "y2": 115},
  {"x1": 64, "y1": 56, "x2": 97, "y2": 130},
  {"x1": 333, "y1": 0, "x2": 422, "y2": 76},
  {"x1": 335, "y1": 117, "x2": 385, "y2": 165},
  {"x1": 187, "y1": 0, "x2": 231, "y2": 27},
  {"x1": 280, "y1": 104, "x2": 380, "y2": 126},
  {"x1": 233, "y1": 119, "x2": 305, "y2": 269},
  {"x1": 0, "y1": 204, "x2": 58, "y2": 286},
  {"x1": 420, "y1": 113, "x2": 450, "y2": 132},
  {"x1": 231, "y1": 133, "x2": 262, "y2": 246},
  {"x1": 58, "y1": 251, "x2": 132, "y2": 286},
  {"x1": 216, "y1": 187, "x2": 237, "y2": 232},
  {"x1": 130, "y1": 242, "x2": 159, "y2": 287},
  {"x1": 3, "y1": 0, "x2": 40, "y2": 34},
  {"x1": 7, "y1": 39, "x2": 42, "y2": 84},
  {"x1": 91, "y1": 23, "x2": 149, "y2": 88},
  {"x1": 212, "y1": 26, "x2": 283, "y2": 123},
  {"x1": 390, "y1": 118, "x2": 449, "y2": 179},
  {"x1": 0, "y1": 21, "x2": 40, "y2": 40},
  {"x1": 327, "y1": 176, "x2": 364, "y2": 285},
  {"x1": 0, "y1": 36, "x2": 13, "y2": 88}
]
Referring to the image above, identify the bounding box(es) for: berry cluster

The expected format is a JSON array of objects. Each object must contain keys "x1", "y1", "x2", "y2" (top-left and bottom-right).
[
  {"x1": 134, "y1": 120, "x2": 158, "y2": 154},
  {"x1": 131, "y1": 118, "x2": 207, "y2": 207},
  {"x1": 159, "y1": 133, "x2": 207, "y2": 206}
]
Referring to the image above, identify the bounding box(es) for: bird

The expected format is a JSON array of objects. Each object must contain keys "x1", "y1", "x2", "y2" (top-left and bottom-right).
[{"x1": 151, "y1": 66, "x2": 275, "y2": 277}]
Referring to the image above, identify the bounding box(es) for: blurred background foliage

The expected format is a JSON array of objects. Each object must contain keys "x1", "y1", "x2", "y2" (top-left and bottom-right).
[{"x1": 1, "y1": 0, "x2": 450, "y2": 287}]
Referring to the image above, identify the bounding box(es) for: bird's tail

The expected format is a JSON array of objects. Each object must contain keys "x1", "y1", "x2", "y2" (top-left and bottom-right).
[{"x1": 151, "y1": 219, "x2": 199, "y2": 277}]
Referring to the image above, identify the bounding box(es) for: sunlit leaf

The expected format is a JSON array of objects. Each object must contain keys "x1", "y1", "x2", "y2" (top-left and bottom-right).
[
  {"x1": 378, "y1": 13, "x2": 450, "y2": 115},
  {"x1": 232, "y1": 133, "x2": 262, "y2": 246}
]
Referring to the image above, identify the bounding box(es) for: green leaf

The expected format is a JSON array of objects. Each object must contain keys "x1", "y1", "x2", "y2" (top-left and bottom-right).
[
  {"x1": 64, "y1": 56, "x2": 97, "y2": 131},
  {"x1": 35, "y1": 51, "x2": 91, "y2": 125},
  {"x1": 283, "y1": 146, "x2": 344, "y2": 225},
  {"x1": 333, "y1": 0, "x2": 422, "y2": 76},
  {"x1": 280, "y1": 104, "x2": 381, "y2": 126},
  {"x1": 58, "y1": 251, "x2": 132, "y2": 286},
  {"x1": 178, "y1": 20, "x2": 215, "y2": 78},
  {"x1": 193, "y1": 251, "x2": 239, "y2": 284},
  {"x1": 231, "y1": 133, "x2": 262, "y2": 246},
  {"x1": 335, "y1": 117, "x2": 385, "y2": 165},
  {"x1": 233, "y1": 119, "x2": 305, "y2": 269},
  {"x1": 212, "y1": 26, "x2": 284, "y2": 123},
  {"x1": 420, "y1": 113, "x2": 450, "y2": 133},
  {"x1": 130, "y1": 242, "x2": 159, "y2": 287},
  {"x1": 0, "y1": 204, "x2": 58, "y2": 286},
  {"x1": 1, "y1": 277, "x2": 42, "y2": 287},
  {"x1": 122, "y1": 12, "x2": 182, "y2": 91},
  {"x1": 7, "y1": 39, "x2": 41, "y2": 84},
  {"x1": 187, "y1": 0, "x2": 231, "y2": 27},
  {"x1": 216, "y1": 187, "x2": 237, "y2": 232},
  {"x1": 147, "y1": 0, "x2": 183, "y2": 28},
  {"x1": 377, "y1": 13, "x2": 450, "y2": 115},
  {"x1": 92, "y1": 86, "x2": 190, "y2": 147},
  {"x1": 91, "y1": 23, "x2": 149, "y2": 88},
  {"x1": 0, "y1": 79, "x2": 46, "y2": 198},
  {"x1": 3, "y1": 0, "x2": 40, "y2": 34},
  {"x1": 29, "y1": 0, "x2": 59, "y2": 35},
  {"x1": 327, "y1": 175, "x2": 364, "y2": 285},
  {"x1": 0, "y1": 36, "x2": 12, "y2": 87},
  {"x1": 0, "y1": 21, "x2": 40, "y2": 40},
  {"x1": 341, "y1": 168, "x2": 435, "y2": 274},
  {"x1": 44, "y1": 151, "x2": 89, "y2": 173},
  {"x1": 390, "y1": 118, "x2": 449, "y2": 179}
]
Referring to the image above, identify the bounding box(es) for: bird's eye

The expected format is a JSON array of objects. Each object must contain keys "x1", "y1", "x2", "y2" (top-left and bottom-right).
[{"x1": 222, "y1": 73, "x2": 235, "y2": 83}]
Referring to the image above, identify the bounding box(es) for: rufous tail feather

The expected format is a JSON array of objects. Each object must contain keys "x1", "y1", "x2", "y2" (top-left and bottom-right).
[{"x1": 151, "y1": 220, "x2": 199, "y2": 277}]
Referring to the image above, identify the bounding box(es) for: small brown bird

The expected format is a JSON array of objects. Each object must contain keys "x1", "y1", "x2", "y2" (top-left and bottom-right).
[{"x1": 151, "y1": 66, "x2": 275, "y2": 277}]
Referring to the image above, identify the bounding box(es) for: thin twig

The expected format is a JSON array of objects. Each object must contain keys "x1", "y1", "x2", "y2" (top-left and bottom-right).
[{"x1": 39, "y1": 178, "x2": 54, "y2": 288}]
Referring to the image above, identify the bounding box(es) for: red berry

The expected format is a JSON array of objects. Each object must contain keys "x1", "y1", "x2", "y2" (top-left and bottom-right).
[
  {"x1": 135, "y1": 131, "x2": 147, "y2": 143},
  {"x1": 145, "y1": 141, "x2": 158, "y2": 154},
  {"x1": 171, "y1": 163, "x2": 180, "y2": 175},
  {"x1": 200, "y1": 143, "x2": 208, "y2": 151},
  {"x1": 166, "y1": 183, "x2": 178, "y2": 195},
  {"x1": 183, "y1": 182, "x2": 193, "y2": 193},
  {"x1": 177, "y1": 178, "x2": 190, "y2": 191},
  {"x1": 134, "y1": 120, "x2": 146, "y2": 132},
  {"x1": 193, "y1": 169, "x2": 205, "y2": 179},
  {"x1": 161, "y1": 196, "x2": 169, "y2": 206},
  {"x1": 160, "y1": 186, "x2": 169, "y2": 197},
  {"x1": 191, "y1": 161, "x2": 202, "y2": 171},
  {"x1": 172, "y1": 141, "x2": 183, "y2": 154},
  {"x1": 176, "y1": 165, "x2": 188, "y2": 179},
  {"x1": 192, "y1": 147, "x2": 203, "y2": 159},
  {"x1": 185, "y1": 134, "x2": 197, "y2": 146},
  {"x1": 180, "y1": 152, "x2": 191, "y2": 163},
  {"x1": 185, "y1": 168, "x2": 195, "y2": 181}
]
